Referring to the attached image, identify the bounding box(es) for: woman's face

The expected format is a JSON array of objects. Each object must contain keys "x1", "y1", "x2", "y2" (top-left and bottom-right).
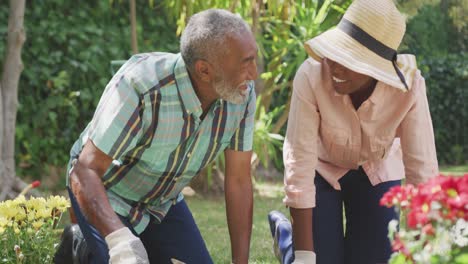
[{"x1": 324, "y1": 58, "x2": 375, "y2": 95}]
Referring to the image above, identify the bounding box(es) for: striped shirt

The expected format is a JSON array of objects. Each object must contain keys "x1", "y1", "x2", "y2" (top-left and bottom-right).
[{"x1": 68, "y1": 52, "x2": 256, "y2": 233}]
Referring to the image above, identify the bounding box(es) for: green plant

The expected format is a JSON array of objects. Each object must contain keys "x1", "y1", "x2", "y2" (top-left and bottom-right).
[
  {"x1": 0, "y1": 195, "x2": 70, "y2": 263},
  {"x1": 258, "y1": 0, "x2": 350, "y2": 135},
  {"x1": 253, "y1": 96, "x2": 285, "y2": 170}
]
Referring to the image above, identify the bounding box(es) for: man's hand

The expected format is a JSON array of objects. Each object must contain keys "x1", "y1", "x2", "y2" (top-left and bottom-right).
[
  {"x1": 105, "y1": 227, "x2": 149, "y2": 264},
  {"x1": 292, "y1": 250, "x2": 316, "y2": 264}
]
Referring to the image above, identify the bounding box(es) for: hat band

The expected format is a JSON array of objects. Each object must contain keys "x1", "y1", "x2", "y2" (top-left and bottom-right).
[{"x1": 338, "y1": 18, "x2": 409, "y2": 89}]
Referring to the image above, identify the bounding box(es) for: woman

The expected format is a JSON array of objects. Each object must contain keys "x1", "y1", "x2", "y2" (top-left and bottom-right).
[{"x1": 269, "y1": 0, "x2": 439, "y2": 263}]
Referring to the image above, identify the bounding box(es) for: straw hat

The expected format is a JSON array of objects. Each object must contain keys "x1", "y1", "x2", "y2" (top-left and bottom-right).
[{"x1": 304, "y1": 0, "x2": 417, "y2": 91}]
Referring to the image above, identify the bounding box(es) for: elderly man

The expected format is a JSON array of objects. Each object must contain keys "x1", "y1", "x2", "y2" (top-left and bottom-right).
[{"x1": 59, "y1": 8, "x2": 258, "y2": 264}]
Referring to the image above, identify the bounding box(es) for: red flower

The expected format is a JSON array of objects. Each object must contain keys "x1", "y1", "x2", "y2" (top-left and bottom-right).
[
  {"x1": 31, "y1": 180, "x2": 41, "y2": 188},
  {"x1": 380, "y1": 185, "x2": 415, "y2": 208},
  {"x1": 407, "y1": 208, "x2": 429, "y2": 228}
]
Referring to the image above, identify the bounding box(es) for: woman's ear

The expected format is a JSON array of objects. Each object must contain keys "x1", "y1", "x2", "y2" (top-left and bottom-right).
[{"x1": 194, "y1": 59, "x2": 215, "y2": 82}]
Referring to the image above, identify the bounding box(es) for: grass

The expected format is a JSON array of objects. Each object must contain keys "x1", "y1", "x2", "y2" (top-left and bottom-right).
[
  {"x1": 185, "y1": 181, "x2": 286, "y2": 264},
  {"x1": 440, "y1": 164, "x2": 468, "y2": 175},
  {"x1": 186, "y1": 164, "x2": 468, "y2": 263},
  {"x1": 47, "y1": 165, "x2": 468, "y2": 262}
]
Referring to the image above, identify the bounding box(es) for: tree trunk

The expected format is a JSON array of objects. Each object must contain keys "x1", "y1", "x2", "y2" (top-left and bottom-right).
[
  {"x1": 130, "y1": 0, "x2": 138, "y2": 54},
  {"x1": 0, "y1": 0, "x2": 26, "y2": 201},
  {"x1": 190, "y1": 165, "x2": 225, "y2": 196}
]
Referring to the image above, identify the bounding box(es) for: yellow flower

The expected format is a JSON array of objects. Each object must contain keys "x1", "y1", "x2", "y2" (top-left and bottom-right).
[
  {"x1": 32, "y1": 220, "x2": 44, "y2": 230},
  {"x1": 36, "y1": 207, "x2": 52, "y2": 219},
  {"x1": 0, "y1": 226, "x2": 4, "y2": 234},
  {"x1": 14, "y1": 227, "x2": 20, "y2": 234},
  {"x1": 27, "y1": 211, "x2": 36, "y2": 222},
  {"x1": 0, "y1": 201, "x2": 21, "y2": 219},
  {"x1": 15, "y1": 210, "x2": 27, "y2": 221},
  {"x1": 47, "y1": 195, "x2": 70, "y2": 212},
  {"x1": 0, "y1": 217, "x2": 8, "y2": 227},
  {"x1": 13, "y1": 195, "x2": 27, "y2": 206},
  {"x1": 26, "y1": 197, "x2": 47, "y2": 211}
]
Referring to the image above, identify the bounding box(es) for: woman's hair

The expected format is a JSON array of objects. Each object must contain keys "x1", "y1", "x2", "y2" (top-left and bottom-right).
[{"x1": 180, "y1": 9, "x2": 250, "y2": 72}]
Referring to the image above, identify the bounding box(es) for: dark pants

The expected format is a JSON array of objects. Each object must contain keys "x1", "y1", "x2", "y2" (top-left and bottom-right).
[
  {"x1": 311, "y1": 168, "x2": 400, "y2": 264},
  {"x1": 67, "y1": 187, "x2": 213, "y2": 264}
]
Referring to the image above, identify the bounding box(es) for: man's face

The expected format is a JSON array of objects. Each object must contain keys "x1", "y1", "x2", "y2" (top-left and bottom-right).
[
  {"x1": 212, "y1": 31, "x2": 258, "y2": 104},
  {"x1": 212, "y1": 70, "x2": 251, "y2": 105},
  {"x1": 324, "y1": 58, "x2": 375, "y2": 95}
]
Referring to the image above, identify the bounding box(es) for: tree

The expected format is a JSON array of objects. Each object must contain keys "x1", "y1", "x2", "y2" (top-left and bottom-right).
[{"x1": 0, "y1": 0, "x2": 27, "y2": 200}]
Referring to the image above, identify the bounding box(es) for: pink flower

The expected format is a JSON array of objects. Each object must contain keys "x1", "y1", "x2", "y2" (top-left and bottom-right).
[
  {"x1": 421, "y1": 223, "x2": 435, "y2": 236},
  {"x1": 391, "y1": 235, "x2": 412, "y2": 258}
]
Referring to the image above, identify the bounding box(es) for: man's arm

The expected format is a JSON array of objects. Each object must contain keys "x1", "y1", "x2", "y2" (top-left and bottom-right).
[
  {"x1": 69, "y1": 139, "x2": 125, "y2": 236},
  {"x1": 224, "y1": 149, "x2": 253, "y2": 264},
  {"x1": 70, "y1": 139, "x2": 149, "y2": 263}
]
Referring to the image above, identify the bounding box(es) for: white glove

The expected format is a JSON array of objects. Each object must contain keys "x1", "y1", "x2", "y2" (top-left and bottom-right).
[
  {"x1": 105, "y1": 227, "x2": 150, "y2": 264},
  {"x1": 292, "y1": 250, "x2": 316, "y2": 264}
]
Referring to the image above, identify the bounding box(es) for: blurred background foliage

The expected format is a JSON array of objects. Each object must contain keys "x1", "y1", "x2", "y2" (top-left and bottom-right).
[
  {"x1": 398, "y1": 0, "x2": 467, "y2": 165},
  {"x1": 0, "y1": 0, "x2": 466, "y2": 186}
]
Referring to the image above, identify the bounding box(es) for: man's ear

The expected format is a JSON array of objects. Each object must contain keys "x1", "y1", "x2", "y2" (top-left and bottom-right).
[{"x1": 194, "y1": 60, "x2": 215, "y2": 82}]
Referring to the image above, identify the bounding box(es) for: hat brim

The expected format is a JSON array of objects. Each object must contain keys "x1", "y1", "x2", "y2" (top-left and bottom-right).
[{"x1": 304, "y1": 28, "x2": 417, "y2": 91}]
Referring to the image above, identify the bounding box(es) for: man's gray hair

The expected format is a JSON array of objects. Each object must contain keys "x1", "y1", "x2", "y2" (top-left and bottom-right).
[{"x1": 180, "y1": 9, "x2": 251, "y2": 71}]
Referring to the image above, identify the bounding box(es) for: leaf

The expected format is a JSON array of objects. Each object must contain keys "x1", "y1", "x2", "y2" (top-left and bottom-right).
[
  {"x1": 454, "y1": 253, "x2": 468, "y2": 264},
  {"x1": 389, "y1": 253, "x2": 408, "y2": 264},
  {"x1": 313, "y1": 0, "x2": 333, "y2": 24}
]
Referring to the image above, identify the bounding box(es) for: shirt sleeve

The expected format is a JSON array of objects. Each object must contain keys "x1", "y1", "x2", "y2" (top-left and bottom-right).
[
  {"x1": 283, "y1": 63, "x2": 320, "y2": 208},
  {"x1": 399, "y1": 72, "x2": 439, "y2": 185},
  {"x1": 228, "y1": 83, "x2": 256, "y2": 151},
  {"x1": 88, "y1": 58, "x2": 147, "y2": 160}
]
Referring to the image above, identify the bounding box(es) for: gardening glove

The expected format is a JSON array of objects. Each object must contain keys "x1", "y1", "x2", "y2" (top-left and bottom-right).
[
  {"x1": 105, "y1": 227, "x2": 149, "y2": 264},
  {"x1": 292, "y1": 250, "x2": 316, "y2": 264}
]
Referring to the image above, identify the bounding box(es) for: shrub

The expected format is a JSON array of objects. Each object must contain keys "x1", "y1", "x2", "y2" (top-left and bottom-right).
[
  {"x1": 0, "y1": 1, "x2": 178, "y2": 180},
  {"x1": 419, "y1": 53, "x2": 468, "y2": 165}
]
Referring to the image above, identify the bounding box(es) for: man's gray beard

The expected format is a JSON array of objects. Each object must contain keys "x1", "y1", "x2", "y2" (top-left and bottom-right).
[{"x1": 213, "y1": 78, "x2": 247, "y2": 105}]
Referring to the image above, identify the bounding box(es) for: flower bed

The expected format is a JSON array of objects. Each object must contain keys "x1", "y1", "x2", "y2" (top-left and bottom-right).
[
  {"x1": 0, "y1": 194, "x2": 70, "y2": 263},
  {"x1": 381, "y1": 174, "x2": 468, "y2": 263}
]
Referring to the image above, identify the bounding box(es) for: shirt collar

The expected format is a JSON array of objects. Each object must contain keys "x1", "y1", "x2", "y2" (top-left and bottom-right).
[{"x1": 173, "y1": 54, "x2": 203, "y2": 116}]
